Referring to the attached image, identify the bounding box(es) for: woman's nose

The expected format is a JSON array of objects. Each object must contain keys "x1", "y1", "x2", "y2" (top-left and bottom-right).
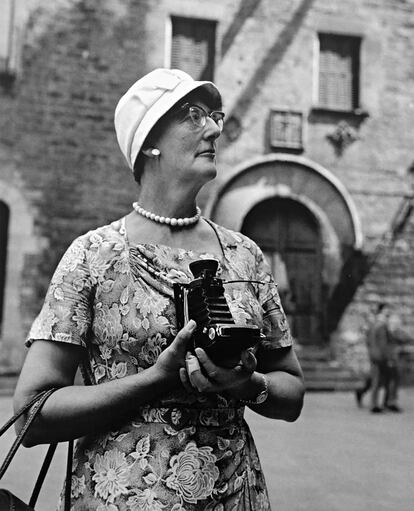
[{"x1": 203, "y1": 117, "x2": 221, "y2": 140}]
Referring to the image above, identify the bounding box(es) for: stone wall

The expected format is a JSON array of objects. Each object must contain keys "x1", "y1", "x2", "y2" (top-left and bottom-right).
[
  {"x1": 333, "y1": 199, "x2": 414, "y2": 382},
  {"x1": 2, "y1": 0, "x2": 153, "y2": 342}
]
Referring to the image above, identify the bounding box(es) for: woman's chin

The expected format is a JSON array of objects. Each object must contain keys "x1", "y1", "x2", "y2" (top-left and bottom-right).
[
  {"x1": 204, "y1": 159, "x2": 218, "y2": 176},
  {"x1": 196, "y1": 163, "x2": 217, "y2": 183},
  {"x1": 206, "y1": 166, "x2": 217, "y2": 179}
]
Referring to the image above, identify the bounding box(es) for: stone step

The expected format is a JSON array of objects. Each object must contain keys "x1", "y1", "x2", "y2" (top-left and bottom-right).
[
  {"x1": 300, "y1": 363, "x2": 356, "y2": 375},
  {"x1": 296, "y1": 346, "x2": 331, "y2": 362},
  {"x1": 305, "y1": 378, "x2": 362, "y2": 391},
  {"x1": 299, "y1": 359, "x2": 343, "y2": 369},
  {"x1": 298, "y1": 353, "x2": 364, "y2": 391},
  {"x1": 304, "y1": 368, "x2": 361, "y2": 381}
]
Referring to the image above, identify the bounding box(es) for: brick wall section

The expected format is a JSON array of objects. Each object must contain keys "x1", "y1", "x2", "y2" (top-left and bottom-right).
[{"x1": 9, "y1": 0, "x2": 154, "y2": 326}]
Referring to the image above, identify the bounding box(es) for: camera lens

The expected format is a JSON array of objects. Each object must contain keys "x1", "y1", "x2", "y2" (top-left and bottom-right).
[{"x1": 189, "y1": 259, "x2": 219, "y2": 278}]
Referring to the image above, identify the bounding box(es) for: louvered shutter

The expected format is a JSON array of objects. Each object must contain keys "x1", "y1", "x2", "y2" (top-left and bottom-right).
[
  {"x1": 171, "y1": 17, "x2": 216, "y2": 81},
  {"x1": 319, "y1": 34, "x2": 360, "y2": 110}
]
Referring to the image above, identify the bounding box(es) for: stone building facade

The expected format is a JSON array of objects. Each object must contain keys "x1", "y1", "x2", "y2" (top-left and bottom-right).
[{"x1": 0, "y1": 0, "x2": 413, "y2": 386}]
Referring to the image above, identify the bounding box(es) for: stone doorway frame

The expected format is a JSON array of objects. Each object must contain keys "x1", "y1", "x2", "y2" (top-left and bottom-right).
[
  {"x1": 206, "y1": 154, "x2": 363, "y2": 307},
  {"x1": 0, "y1": 179, "x2": 40, "y2": 370}
]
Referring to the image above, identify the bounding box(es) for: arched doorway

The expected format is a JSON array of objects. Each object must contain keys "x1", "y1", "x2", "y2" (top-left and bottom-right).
[
  {"x1": 0, "y1": 200, "x2": 9, "y2": 335},
  {"x1": 0, "y1": 178, "x2": 39, "y2": 369},
  {"x1": 242, "y1": 197, "x2": 325, "y2": 346}
]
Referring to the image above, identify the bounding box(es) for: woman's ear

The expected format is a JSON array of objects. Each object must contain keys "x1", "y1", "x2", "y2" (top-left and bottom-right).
[{"x1": 142, "y1": 147, "x2": 161, "y2": 158}]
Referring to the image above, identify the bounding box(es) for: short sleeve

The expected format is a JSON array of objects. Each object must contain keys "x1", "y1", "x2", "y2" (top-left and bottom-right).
[
  {"x1": 254, "y1": 244, "x2": 292, "y2": 350},
  {"x1": 26, "y1": 237, "x2": 93, "y2": 348}
]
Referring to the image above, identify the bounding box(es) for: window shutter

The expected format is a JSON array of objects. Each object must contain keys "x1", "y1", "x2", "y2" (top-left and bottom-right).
[
  {"x1": 318, "y1": 34, "x2": 360, "y2": 110},
  {"x1": 171, "y1": 17, "x2": 216, "y2": 81}
]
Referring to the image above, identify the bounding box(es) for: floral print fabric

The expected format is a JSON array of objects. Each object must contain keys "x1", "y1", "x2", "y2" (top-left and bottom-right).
[{"x1": 27, "y1": 218, "x2": 292, "y2": 510}]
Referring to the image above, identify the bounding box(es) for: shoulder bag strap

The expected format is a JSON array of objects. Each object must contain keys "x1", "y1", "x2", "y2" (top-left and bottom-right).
[
  {"x1": 0, "y1": 389, "x2": 55, "y2": 440},
  {"x1": 0, "y1": 388, "x2": 73, "y2": 510},
  {"x1": 0, "y1": 388, "x2": 56, "y2": 478},
  {"x1": 28, "y1": 440, "x2": 73, "y2": 510},
  {"x1": 28, "y1": 442, "x2": 57, "y2": 507},
  {"x1": 64, "y1": 439, "x2": 74, "y2": 509}
]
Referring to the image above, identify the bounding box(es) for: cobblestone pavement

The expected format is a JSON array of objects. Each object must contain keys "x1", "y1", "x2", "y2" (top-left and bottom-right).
[{"x1": 0, "y1": 388, "x2": 413, "y2": 511}]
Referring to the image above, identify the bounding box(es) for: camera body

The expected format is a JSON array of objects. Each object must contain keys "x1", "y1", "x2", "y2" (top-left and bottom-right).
[{"x1": 174, "y1": 259, "x2": 262, "y2": 367}]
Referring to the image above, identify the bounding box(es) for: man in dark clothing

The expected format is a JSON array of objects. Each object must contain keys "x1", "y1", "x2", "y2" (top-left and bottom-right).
[
  {"x1": 355, "y1": 303, "x2": 412, "y2": 412},
  {"x1": 383, "y1": 312, "x2": 413, "y2": 411},
  {"x1": 362, "y1": 303, "x2": 405, "y2": 413},
  {"x1": 367, "y1": 305, "x2": 391, "y2": 412}
]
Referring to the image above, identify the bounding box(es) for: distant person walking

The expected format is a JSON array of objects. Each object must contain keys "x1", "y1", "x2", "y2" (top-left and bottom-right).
[
  {"x1": 356, "y1": 303, "x2": 408, "y2": 413},
  {"x1": 384, "y1": 311, "x2": 413, "y2": 411}
]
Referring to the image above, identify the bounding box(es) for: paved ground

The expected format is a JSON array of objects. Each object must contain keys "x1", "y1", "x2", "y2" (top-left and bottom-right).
[{"x1": 0, "y1": 388, "x2": 413, "y2": 511}]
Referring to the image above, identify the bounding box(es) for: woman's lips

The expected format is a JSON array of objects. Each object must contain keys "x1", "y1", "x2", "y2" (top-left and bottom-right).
[{"x1": 197, "y1": 150, "x2": 215, "y2": 157}]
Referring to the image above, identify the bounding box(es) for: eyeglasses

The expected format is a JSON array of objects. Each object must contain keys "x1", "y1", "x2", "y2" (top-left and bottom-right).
[{"x1": 180, "y1": 103, "x2": 225, "y2": 131}]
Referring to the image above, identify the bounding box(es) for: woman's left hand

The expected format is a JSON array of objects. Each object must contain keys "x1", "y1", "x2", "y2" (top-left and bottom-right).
[{"x1": 179, "y1": 347, "x2": 257, "y2": 394}]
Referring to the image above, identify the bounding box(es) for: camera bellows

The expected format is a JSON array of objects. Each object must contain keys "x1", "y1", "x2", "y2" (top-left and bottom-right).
[{"x1": 174, "y1": 259, "x2": 262, "y2": 367}]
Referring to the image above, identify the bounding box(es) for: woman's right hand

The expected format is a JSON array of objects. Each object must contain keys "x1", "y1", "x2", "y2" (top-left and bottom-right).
[{"x1": 154, "y1": 320, "x2": 197, "y2": 383}]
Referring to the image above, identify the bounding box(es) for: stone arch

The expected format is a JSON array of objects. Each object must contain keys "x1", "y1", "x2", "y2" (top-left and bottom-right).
[
  {"x1": 207, "y1": 154, "x2": 362, "y2": 283},
  {"x1": 207, "y1": 154, "x2": 362, "y2": 250},
  {"x1": 0, "y1": 179, "x2": 40, "y2": 369},
  {"x1": 206, "y1": 154, "x2": 364, "y2": 338}
]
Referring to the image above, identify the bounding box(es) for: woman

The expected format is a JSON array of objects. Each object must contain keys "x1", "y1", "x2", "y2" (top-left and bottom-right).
[{"x1": 13, "y1": 68, "x2": 305, "y2": 510}]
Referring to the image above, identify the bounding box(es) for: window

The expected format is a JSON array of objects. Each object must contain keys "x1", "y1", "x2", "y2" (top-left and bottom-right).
[
  {"x1": 318, "y1": 33, "x2": 361, "y2": 111},
  {"x1": 0, "y1": 0, "x2": 13, "y2": 72},
  {"x1": 170, "y1": 16, "x2": 216, "y2": 81},
  {"x1": 0, "y1": 201, "x2": 10, "y2": 334},
  {"x1": 269, "y1": 109, "x2": 303, "y2": 150},
  {"x1": 0, "y1": 0, "x2": 17, "y2": 90}
]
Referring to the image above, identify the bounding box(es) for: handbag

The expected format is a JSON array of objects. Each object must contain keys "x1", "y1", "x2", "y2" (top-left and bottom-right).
[{"x1": 0, "y1": 389, "x2": 73, "y2": 510}]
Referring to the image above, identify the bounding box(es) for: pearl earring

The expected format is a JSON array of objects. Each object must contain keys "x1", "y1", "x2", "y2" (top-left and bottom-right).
[{"x1": 151, "y1": 148, "x2": 161, "y2": 157}]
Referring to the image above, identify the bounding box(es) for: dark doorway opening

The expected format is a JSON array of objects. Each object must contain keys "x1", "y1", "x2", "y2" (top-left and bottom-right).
[{"x1": 242, "y1": 197, "x2": 326, "y2": 346}]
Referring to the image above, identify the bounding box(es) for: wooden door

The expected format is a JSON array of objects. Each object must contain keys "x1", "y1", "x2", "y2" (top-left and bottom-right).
[{"x1": 242, "y1": 198, "x2": 324, "y2": 345}]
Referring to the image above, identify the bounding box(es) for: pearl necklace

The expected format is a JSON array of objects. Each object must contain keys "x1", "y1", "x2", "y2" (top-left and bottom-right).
[{"x1": 132, "y1": 202, "x2": 201, "y2": 227}]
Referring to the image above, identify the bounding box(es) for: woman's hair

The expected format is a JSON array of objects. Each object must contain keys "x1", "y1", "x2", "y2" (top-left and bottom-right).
[{"x1": 132, "y1": 86, "x2": 222, "y2": 184}]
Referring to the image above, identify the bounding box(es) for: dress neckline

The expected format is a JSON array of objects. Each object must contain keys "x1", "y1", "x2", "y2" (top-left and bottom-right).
[{"x1": 119, "y1": 216, "x2": 226, "y2": 262}]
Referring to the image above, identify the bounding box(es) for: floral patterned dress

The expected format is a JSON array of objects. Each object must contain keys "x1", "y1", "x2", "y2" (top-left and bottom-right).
[{"x1": 27, "y1": 218, "x2": 292, "y2": 511}]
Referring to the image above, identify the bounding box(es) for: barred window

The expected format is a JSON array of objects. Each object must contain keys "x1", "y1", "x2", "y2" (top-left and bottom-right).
[
  {"x1": 318, "y1": 33, "x2": 361, "y2": 111},
  {"x1": 269, "y1": 110, "x2": 303, "y2": 150},
  {"x1": 170, "y1": 16, "x2": 216, "y2": 81}
]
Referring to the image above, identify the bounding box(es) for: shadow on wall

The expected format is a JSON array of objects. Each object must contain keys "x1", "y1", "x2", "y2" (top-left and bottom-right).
[
  {"x1": 327, "y1": 249, "x2": 369, "y2": 334},
  {"x1": 329, "y1": 191, "x2": 414, "y2": 336},
  {"x1": 220, "y1": 0, "x2": 262, "y2": 58},
  {"x1": 222, "y1": 0, "x2": 317, "y2": 148}
]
